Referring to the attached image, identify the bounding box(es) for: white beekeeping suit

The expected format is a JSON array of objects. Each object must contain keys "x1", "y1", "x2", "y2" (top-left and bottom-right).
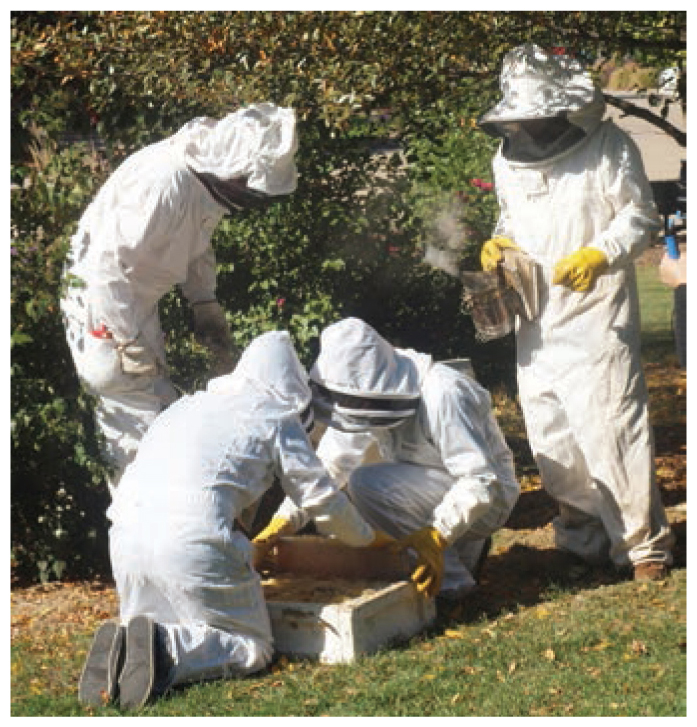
[
  {"x1": 272, "y1": 318, "x2": 520, "y2": 598},
  {"x1": 94, "y1": 331, "x2": 375, "y2": 708},
  {"x1": 60, "y1": 103, "x2": 298, "y2": 488},
  {"x1": 477, "y1": 44, "x2": 674, "y2": 578}
]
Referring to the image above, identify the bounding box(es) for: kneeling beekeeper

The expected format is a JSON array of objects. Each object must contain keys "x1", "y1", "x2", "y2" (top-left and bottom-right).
[
  {"x1": 61, "y1": 103, "x2": 298, "y2": 491},
  {"x1": 78, "y1": 331, "x2": 394, "y2": 711},
  {"x1": 254, "y1": 317, "x2": 521, "y2": 601}
]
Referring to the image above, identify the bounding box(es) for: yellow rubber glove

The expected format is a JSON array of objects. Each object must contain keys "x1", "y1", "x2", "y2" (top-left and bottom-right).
[
  {"x1": 253, "y1": 516, "x2": 293, "y2": 544},
  {"x1": 252, "y1": 517, "x2": 294, "y2": 569},
  {"x1": 368, "y1": 530, "x2": 397, "y2": 548},
  {"x1": 398, "y1": 526, "x2": 449, "y2": 598},
  {"x1": 480, "y1": 236, "x2": 520, "y2": 272},
  {"x1": 553, "y1": 248, "x2": 609, "y2": 292}
]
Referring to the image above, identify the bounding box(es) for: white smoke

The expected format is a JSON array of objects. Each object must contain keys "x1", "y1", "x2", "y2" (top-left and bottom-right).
[{"x1": 422, "y1": 197, "x2": 471, "y2": 279}]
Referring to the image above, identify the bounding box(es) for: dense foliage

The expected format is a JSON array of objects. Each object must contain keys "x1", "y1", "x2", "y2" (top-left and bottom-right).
[{"x1": 11, "y1": 11, "x2": 686, "y2": 582}]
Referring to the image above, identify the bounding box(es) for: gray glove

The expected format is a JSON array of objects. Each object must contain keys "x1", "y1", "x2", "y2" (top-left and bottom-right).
[
  {"x1": 192, "y1": 300, "x2": 238, "y2": 374},
  {"x1": 192, "y1": 300, "x2": 231, "y2": 348}
]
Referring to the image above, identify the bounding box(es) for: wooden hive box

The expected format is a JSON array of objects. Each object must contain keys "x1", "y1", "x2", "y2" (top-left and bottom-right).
[{"x1": 263, "y1": 536, "x2": 436, "y2": 664}]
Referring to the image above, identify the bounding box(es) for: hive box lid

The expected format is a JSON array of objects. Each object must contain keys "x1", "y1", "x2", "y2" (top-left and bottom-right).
[{"x1": 274, "y1": 535, "x2": 411, "y2": 581}]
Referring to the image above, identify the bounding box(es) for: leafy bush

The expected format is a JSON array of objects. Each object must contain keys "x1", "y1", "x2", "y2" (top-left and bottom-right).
[{"x1": 11, "y1": 132, "x2": 113, "y2": 583}]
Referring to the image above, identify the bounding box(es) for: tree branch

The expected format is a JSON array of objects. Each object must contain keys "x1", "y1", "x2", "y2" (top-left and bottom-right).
[{"x1": 603, "y1": 94, "x2": 686, "y2": 147}]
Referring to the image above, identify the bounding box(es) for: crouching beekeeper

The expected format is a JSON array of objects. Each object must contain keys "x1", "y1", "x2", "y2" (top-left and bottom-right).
[
  {"x1": 60, "y1": 103, "x2": 298, "y2": 490},
  {"x1": 476, "y1": 44, "x2": 674, "y2": 580},
  {"x1": 77, "y1": 331, "x2": 393, "y2": 711},
  {"x1": 255, "y1": 317, "x2": 521, "y2": 601}
]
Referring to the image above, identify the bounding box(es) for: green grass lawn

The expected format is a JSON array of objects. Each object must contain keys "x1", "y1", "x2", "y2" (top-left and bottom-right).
[
  {"x1": 636, "y1": 260, "x2": 679, "y2": 363},
  {"x1": 11, "y1": 572, "x2": 687, "y2": 717},
  {"x1": 10, "y1": 257, "x2": 686, "y2": 717}
]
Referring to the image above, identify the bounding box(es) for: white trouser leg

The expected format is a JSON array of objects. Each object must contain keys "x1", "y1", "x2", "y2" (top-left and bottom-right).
[
  {"x1": 347, "y1": 463, "x2": 488, "y2": 593},
  {"x1": 61, "y1": 289, "x2": 178, "y2": 488},
  {"x1": 111, "y1": 523, "x2": 273, "y2": 687},
  {"x1": 522, "y1": 387, "x2": 613, "y2": 563},
  {"x1": 162, "y1": 625, "x2": 272, "y2": 687},
  {"x1": 519, "y1": 359, "x2": 674, "y2": 568},
  {"x1": 94, "y1": 384, "x2": 174, "y2": 490}
]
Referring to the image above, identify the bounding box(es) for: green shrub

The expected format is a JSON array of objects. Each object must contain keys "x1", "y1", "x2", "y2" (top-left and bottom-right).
[{"x1": 11, "y1": 133, "x2": 113, "y2": 583}]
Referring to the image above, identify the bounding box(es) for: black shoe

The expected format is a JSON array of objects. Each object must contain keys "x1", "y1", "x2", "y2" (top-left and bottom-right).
[
  {"x1": 118, "y1": 615, "x2": 156, "y2": 711},
  {"x1": 78, "y1": 621, "x2": 125, "y2": 707},
  {"x1": 472, "y1": 536, "x2": 493, "y2": 582},
  {"x1": 153, "y1": 624, "x2": 175, "y2": 698}
]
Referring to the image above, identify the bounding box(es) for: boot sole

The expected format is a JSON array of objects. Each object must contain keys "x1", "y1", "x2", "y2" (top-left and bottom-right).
[
  {"x1": 118, "y1": 615, "x2": 156, "y2": 711},
  {"x1": 78, "y1": 621, "x2": 124, "y2": 707}
]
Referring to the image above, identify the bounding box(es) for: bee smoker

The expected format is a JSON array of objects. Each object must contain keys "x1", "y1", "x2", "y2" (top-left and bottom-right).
[{"x1": 460, "y1": 249, "x2": 541, "y2": 342}]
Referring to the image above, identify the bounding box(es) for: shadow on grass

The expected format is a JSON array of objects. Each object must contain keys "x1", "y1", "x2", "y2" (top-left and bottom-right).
[
  {"x1": 504, "y1": 487, "x2": 558, "y2": 531},
  {"x1": 445, "y1": 546, "x2": 623, "y2": 625},
  {"x1": 641, "y1": 331, "x2": 679, "y2": 365},
  {"x1": 439, "y1": 518, "x2": 686, "y2": 628}
]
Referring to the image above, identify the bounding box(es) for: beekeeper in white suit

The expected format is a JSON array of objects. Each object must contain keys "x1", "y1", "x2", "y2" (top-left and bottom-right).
[
  {"x1": 78, "y1": 330, "x2": 391, "y2": 711},
  {"x1": 255, "y1": 318, "x2": 520, "y2": 601},
  {"x1": 61, "y1": 103, "x2": 298, "y2": 489},
  {"x1": 477, "y1": 44, "x2": 674, "y2": 581}
]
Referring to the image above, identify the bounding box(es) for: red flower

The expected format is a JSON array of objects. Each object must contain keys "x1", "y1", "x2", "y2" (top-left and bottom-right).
[
  {"x1": 470, "y1": 178, "x2": 493, "y2": 192},
  {"x1": 276, "y1": 297, "x2": 286, "y2": 308}
]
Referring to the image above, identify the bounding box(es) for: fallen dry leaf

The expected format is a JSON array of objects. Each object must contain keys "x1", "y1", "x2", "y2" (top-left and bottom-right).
[
  {"x1": 631, "y1": 640, "x2": 649, "y2": 655},
  {"x1": 461, "y1": 666, "x2": 482, "y2": 675},
  {"x1": 582, "y1": 640, "x2": 612, "y2": 652}
]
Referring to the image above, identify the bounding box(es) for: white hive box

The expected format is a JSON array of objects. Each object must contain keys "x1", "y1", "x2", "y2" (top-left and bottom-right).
[{"x1": 263, "y1": 537, "x2": 436, "y2": 664}]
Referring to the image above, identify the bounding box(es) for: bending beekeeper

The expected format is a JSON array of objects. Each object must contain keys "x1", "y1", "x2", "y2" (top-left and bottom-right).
[
  {"x1": 78, "y1": 330, "x2": 392, "y2": 711},
  {"x1": 60, "y1": 103, "x2": 298, "y2": 489},
  {"x1": 477, "y1": 44, "x2": 674, "y2": 580},
  {"x1": 254, "y1": 317, "x2": 520, "y2": 601}
]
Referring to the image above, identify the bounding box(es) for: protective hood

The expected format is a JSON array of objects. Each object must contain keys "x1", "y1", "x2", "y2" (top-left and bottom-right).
[
  {"x1": 207, "y1": 331, "x2": 311, "y2": 422},
  {"x1": 169, "y1": 103, "x2": 298, "y2": 196},
  {"x1": 310, "y1": 318, "x2": 432, "y2": 401},
  {"x1": 478, "y1": 44, "x2": 605, "y2": 137}
]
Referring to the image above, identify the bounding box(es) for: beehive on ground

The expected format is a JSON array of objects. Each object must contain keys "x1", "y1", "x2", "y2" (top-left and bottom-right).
[{"x1": 262, "y1": 536, "x2": 436, "y2": 664}]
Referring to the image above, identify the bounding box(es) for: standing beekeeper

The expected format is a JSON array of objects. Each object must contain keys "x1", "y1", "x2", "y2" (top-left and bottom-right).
[
  {"x1": 254, "y1": 318, "x2": 520, "y2": 601},
  {"x1": 477, "y1": 44, "x2": 674, "y2": 580},
  {"x1": 78, "y1": 330, "x2": 392, "y2": 711},
  {"x1": 60, "y1": 103, "x2": 298, "y2": 489}
]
